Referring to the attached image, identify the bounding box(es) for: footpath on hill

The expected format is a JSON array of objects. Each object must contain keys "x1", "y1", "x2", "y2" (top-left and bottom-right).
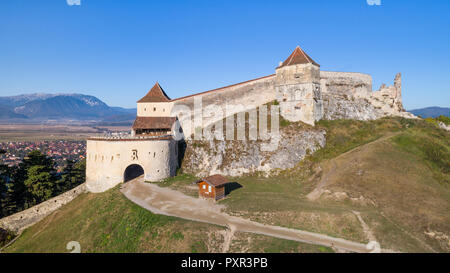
[{"x1": 121, "y1": 177, "x2": 390, "y2": 253}]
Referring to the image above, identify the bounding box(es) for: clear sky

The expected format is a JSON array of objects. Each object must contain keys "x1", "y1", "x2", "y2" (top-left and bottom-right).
[{"x1": 0, "y1": 0, "x2": 449, "y2": 109}]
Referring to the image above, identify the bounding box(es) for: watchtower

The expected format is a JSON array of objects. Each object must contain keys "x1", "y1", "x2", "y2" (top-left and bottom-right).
[{"x1": 275, "y1": 46, "x2": 324, "y2": 125}]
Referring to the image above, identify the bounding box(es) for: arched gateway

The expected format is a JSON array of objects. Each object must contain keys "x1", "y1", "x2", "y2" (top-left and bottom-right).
[
  {"x1": 124, "y1": 164, "x2": 144, "y2": 182},
  {"x1": 85, "y1": 83, "x2": 179, "y2": 193}
]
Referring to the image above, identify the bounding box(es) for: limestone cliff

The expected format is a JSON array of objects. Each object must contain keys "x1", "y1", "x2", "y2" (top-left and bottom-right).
[{"x1": 180, "y1": 125, "x2": 326, "y2": 177}]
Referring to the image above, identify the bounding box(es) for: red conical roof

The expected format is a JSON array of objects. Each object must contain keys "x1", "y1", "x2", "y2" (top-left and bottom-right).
[
  {"x1": 278, "y1": 46, "x2": 319, "y2": 68},
  {"x1": 137, "y1": 82, "x2": 171, "y2": 103}
]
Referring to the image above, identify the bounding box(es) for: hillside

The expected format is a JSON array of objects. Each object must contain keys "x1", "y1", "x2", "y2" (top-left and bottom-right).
[
  {"x1": 169, "y1": 117, "x2": 449, "y2": 252},
  {"x1": 3, "y1": 117, "x2": 449, "y2": 253},
  {"x1": 409, "y1": 107, "x2": 450, "y2": 118},
  {"x1": 0, "y1": 93, "x2": 136, "y2": 123},
  {"x1": 2, "y1": 186, "x2": 332, "y2": 253}
]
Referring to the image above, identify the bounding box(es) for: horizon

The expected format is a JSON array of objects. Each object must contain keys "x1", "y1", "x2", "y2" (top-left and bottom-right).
[{"x1": 1, "y1": 0, "x2": 449, "y2": 109}]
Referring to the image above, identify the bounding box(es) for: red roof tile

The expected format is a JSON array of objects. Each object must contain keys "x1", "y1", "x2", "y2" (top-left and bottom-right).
[
  {"x1": 278, "y1": 46, "x2": 319, "y2": 68},
  {"x1": 137, "y1": 82, "x2": 171, "y2": 103},
  {"x1": 132, "y1": 116, "x2": 177, "y2": 130}
]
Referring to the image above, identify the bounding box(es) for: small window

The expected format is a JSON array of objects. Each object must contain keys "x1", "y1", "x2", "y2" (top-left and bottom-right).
[
  {"x1": 163, "y1": 108, "x2": 165, "y2": 112},
  {"x1": 153, "y1": 107, "x2": 156, "y2": 111},
  {"x1": 144, "y1": 108, "x2": 146, "y2": 111},
  {"x1": 202, "y1": 184, "x2": 206, "y2": 189},
  {"x1": 208, "y1": 185, "x2": 212, "y2": 192}
]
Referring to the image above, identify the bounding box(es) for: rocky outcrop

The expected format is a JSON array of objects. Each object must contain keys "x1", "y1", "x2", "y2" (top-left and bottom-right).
[
  {"x1": 181, "y1": 126, "x2": 326, "y2": 177},
  {"x1": 438, "y1": 122, "x2": 450, "y2": 132}
]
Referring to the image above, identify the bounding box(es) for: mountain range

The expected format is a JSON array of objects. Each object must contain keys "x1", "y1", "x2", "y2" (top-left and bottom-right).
[
  {"x1": 408, "y1": 106, "x2": 450, "y2": 118},
  {"x1": 0, "y1": 93, "x2": 136, "y2": 125},
  {"x1": 0, "y1": 93, "x2": 448, "y2": 125}
]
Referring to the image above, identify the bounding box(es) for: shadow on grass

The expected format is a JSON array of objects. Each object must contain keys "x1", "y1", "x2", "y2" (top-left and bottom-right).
[{"x1": 225, "y1": 182, "x2": 243, "y2": 195}]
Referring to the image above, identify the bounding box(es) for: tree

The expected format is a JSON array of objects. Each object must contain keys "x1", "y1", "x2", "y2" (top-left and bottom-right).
[
  {"x1": 0, "y1": 164, "x2": 25, "y2": 217},
  {"x1": 17, "y1": 151, "x2": 57, "y2": 207},
  {"x1": 58, "y1": 159, "x2": 85, "y2": 193},
  {"x1": 24, "y1": 165, "x2": 57, "y2": 205},
  {"x1": 0, "y1": 174, "x2": 6, "y2": 218}
]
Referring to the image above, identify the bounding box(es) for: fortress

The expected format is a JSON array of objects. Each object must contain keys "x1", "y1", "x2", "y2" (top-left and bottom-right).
[{"x1": 86, "y1": 46, "x2": 413, "y2": 193}]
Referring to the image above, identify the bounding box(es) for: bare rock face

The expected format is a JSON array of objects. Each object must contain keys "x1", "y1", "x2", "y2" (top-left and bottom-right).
[
  {"x1": 181, "y1": 127, "x2": 326, "y2": 177},
  {"x1": 438, "y1": 122, "x2": 450, "y2": 132}
]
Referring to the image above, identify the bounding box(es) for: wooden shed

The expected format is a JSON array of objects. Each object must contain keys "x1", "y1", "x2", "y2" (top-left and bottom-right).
[{"x1": 196, "y1": 174, "x2": 229, "y2": 201}]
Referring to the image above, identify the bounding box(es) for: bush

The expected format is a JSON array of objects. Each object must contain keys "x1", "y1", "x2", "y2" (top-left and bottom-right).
[{"x1": 0, "y1": 228, "x2": 15, "y2": 248}]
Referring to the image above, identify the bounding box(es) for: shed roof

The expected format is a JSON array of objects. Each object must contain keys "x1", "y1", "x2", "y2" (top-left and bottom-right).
[
  {"x1": 137, "y1": 82, "x2": 171, "y2": 103},
  {"x1": 132, "y1": 116, "x2": 177, "y2": 130},
  {"x1": 197, "y1": 174, "x2": 229, "y2": 187},
  {"x1": 278, "y1": 45, "x2": 319, "y2": 68}
]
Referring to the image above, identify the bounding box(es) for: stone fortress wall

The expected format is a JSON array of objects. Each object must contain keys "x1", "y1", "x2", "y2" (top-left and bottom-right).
[
  {"x1": 320, "y1": 70, "x2": 412, "y2": 120},
  {"x1": 0, "y1": 183, "x2": 86, "y2": 233},
  {"x1": 85, "y1": 137, "x2": 178, "y2": 193},
  {"x1": 84, "y1": 46, "x2": 415, "y2": 193},
  {"x1": 171, "y1": 74, "x2": 277, "y2": 135},
  {"x1": 168, "y1": 70, "x2": 410, "y2": 131}
]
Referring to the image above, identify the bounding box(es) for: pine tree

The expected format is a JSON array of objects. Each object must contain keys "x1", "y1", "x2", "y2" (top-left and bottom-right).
[
  {"x1": 18, "y1": 151, "x2": 57, "y2": 207},
  {"x1": 58, "y1": 159, "x2": 86, "y2": 193},
  {"x1": 24, "y1": 165, "x2": 56, "y2": 205},
  {"x1": 0, "y1": 176, "x2": 6, "y2": 218},
  {"x1": 2, "y1": 183, "x2": 20, "y2": 216}
]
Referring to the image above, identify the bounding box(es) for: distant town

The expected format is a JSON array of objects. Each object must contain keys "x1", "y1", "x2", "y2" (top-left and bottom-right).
[{"x1": 0, "y1": 140, "x2": 86, "y2": 170}]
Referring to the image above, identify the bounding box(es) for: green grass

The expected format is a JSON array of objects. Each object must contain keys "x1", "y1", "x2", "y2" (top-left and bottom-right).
[
  {"x1": 4, "y1": 186, "x2": 222, "y2": 253},
  {"x1": 229, "y1": 232, "x2": 334, "y2": 253},
  {"x1": 171, "y1": 117, "x2": 450, "y2": 252},
  {"x1": 311, "y1": 117, "x2": 403, "y2": 161},
  {"x1": 4, "y1": 186, "x2": 333, "y2": 253},
  {"x1": 6, "y1": 117, "x2": 449, "y2": 253}
]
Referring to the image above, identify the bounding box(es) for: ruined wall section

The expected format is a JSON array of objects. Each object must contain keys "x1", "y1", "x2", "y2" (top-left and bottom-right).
[
  {"x1": 370, "y1": 73, "x2": 405, "y2": 114},
  {"x1": 321, "y1": 71, "x2": 414, "y2": 120},
  {"x1": 320, "y1": 71, "x2": 380, "y2": 120}
]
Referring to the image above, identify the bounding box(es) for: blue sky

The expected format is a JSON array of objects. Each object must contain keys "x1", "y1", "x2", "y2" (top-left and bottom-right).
[{"x1": 0, "y1": 0, "x2": 449, "y2": 109}]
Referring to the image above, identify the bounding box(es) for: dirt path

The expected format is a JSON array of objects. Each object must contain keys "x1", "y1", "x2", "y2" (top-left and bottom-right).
[
  {"x1": 120, "y1": 177, "x2": 387, "y2": 253},
  {"x1": 307, "y1": 132, "x2": 401, "y2": 200}
]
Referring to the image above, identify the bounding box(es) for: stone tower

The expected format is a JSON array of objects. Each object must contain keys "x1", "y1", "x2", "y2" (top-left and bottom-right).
[{"x1": 275, "y1": 46, "x2": 324, "y2": 125}]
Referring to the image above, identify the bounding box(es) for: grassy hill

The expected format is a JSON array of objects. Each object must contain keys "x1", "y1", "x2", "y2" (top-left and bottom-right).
[
  {"x1": 3, "y1": 185, "x2": 332, "y2": 253},
  {"x1": 4, "y1": 117, "x2": 449, "y2": 253},
  {"x1": 160, "y1": 117, "x2": 450, "y2": 253}
]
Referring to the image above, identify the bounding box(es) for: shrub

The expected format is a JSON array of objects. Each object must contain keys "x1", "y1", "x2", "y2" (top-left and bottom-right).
[{"x1": 0, "y1": 228, "x2": 15, "y2": 248}]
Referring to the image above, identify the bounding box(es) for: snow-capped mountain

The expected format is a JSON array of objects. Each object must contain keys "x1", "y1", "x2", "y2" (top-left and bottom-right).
[{"x1": 0, "y1": 93, "x2": 136, "y2": 123}]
